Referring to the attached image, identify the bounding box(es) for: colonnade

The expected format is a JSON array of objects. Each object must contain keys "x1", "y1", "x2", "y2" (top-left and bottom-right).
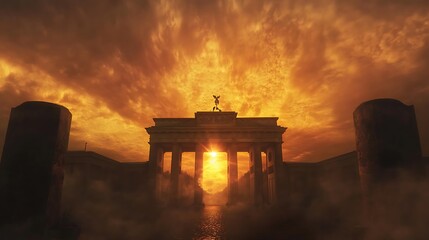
[{"x1": 148, "y1": 142, "x2": 283, "y2": 206}]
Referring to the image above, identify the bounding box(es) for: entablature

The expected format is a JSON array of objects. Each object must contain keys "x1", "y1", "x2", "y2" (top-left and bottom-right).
[{"x1": 146, "y1": 111, "x2": 287, "y2": 146}]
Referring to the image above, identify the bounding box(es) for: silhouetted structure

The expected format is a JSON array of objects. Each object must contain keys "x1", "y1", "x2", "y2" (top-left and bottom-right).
[
  {"x1": 146, "y1": 111, "x2": 286, "y2": 206},
  {"x1": 64, "y1": 151, "x2": 149, "y2": 192},
  {"x1": 0, "y1": 101, "x2": 71, "y2": 229},
  {"x1": 212, "y1": 95, "x2": 221, "y2": 112},
  {"x1": 283, "y1": 152, "x2": 360, "y2": 205},
  {"x1": 353, "y1": 98, "x2": 424, "y2": 222}
]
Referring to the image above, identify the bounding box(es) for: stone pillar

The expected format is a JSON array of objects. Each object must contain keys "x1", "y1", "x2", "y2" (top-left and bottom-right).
[
  {"x1": 264, "y1": 146, "x2": 276, "y2": 204},
  {"x1": 353, "y1": 98, "x2": 423, "y2": 222},
  {"x1": 170, "y1": 144, "x2": 182, "y2": 205},
  {"x1": 0, "y1": 101, "x2": 72, "y2": 228},
  {"x1": 261, "y1": 150, "x2": 268, "y2": 204},
  {"x1": 251, "y1": 144, "x2": 263, "y2": 206},
  {"x1": 274, "y1": 143, "x2": 284, "y2": 201},
  {"x1": 194, "y1": 144, "x2": 204, "y2": 206},
  {"x1": 227, "y1": 145, "x2": 238, "y2": 205},
  {"x1": 148, "y1": 144, "x2": 163, "y2": 202}
]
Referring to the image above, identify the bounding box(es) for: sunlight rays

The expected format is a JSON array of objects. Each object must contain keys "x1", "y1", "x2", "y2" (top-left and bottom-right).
[{"x1": 202, "y1": 152, "x2": 227, "y2": 194}]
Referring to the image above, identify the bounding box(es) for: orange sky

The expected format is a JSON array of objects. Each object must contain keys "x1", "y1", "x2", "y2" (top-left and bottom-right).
[{"x1": 1, "y1": 1, "x2": 429, "y2": 193}]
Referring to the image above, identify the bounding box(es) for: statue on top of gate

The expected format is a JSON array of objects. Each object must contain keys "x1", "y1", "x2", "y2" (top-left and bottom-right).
[{"x1": 212, "y1": 95, "x2": 222, "y2": 112}]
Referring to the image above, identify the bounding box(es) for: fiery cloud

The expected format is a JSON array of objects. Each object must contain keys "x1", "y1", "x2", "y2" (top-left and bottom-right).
[{"x1": 1, "y1": 1, "x2": 429, "y2": 186}]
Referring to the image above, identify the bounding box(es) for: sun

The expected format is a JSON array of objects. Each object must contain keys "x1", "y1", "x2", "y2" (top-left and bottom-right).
[
  {"x1": 209, "y1": 151, "x2": 217, "y2": 164},
  {"x1": 202, "y1": 151, "x2": 227, "y2": 194}
]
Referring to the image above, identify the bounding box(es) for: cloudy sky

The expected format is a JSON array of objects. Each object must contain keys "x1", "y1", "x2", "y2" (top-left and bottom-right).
[{"x1": 1, "y1": 0, "x2": 429, "y2": 169}]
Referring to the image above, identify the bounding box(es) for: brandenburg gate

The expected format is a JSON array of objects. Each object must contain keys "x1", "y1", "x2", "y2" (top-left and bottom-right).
[{"x1": 146, "y1": 111, "x2": 286, "y2": 206}]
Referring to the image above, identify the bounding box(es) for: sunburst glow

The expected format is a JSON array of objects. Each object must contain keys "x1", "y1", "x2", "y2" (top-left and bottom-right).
[{"x1": 202, "y1": 152, "x2": 227, "y2": 194}]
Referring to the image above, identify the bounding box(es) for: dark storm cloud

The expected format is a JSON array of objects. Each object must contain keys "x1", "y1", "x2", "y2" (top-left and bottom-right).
[{"x1": 0, "y1": 0, "x2": 185, "y2": 121}]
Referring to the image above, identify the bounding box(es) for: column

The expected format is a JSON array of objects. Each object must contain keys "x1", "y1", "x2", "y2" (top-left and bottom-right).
[
  {"x1": 148, "y1": 144, "x2": 163, "y2": 202},
  {"x1": 170, "y1": 144, "x2": 182, "y2": 206},
  {"x1": 194, "y1": 144, "x2": 204, "y2": 206},
  {"x1": 251, "y1": 144, "x2": 263, "y2": 206},
  {"x1": 265, "y1": 146, "x2": 276, "y2": 204},
  {"x1": 261, "y1": 149, "x2": 269, "y2": 204},
  {"x1": 274, "y1": 143, "x2": 284, "y2": 201},
  {"x1": 227, "y1": 145, "x2": 238, "y2": 205}
]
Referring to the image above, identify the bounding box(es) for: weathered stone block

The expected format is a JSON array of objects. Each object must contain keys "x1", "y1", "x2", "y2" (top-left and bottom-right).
[
  {"x1": 353, "y1": 98, "x2": 423, "y2": 223},
  {"x1": 354, "y1": 98, "x2": 422, "y2": 185},
  {"x1": 0, "y1": 101, "x2": 72, "y2": 228}
]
